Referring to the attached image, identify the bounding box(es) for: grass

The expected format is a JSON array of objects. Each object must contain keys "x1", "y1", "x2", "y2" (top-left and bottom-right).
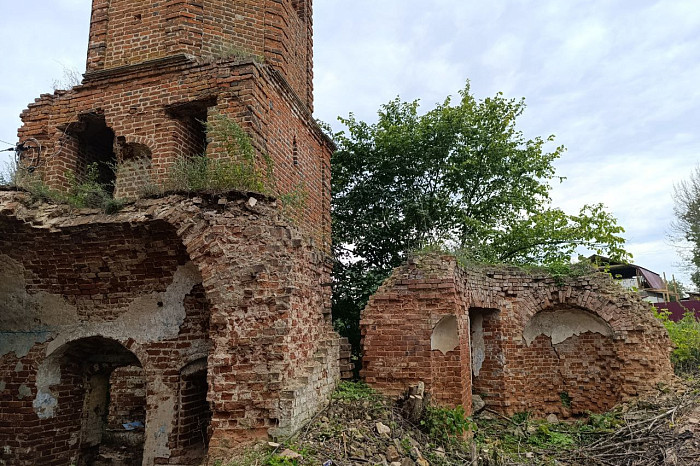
[
  {"x1": 4, "y1": 116, "x2": 307, "y2": 219},
  {"x1": 16, "y1": 163, "x2": 125, "y2": 213}
]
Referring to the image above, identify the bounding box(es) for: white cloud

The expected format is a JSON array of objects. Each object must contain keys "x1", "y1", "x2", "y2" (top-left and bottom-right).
[{"x1": 2, "y1": 0, "x2": 699, "y2": 286}]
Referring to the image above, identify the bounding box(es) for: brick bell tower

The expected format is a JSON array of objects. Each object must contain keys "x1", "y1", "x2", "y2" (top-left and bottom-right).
[
  {"x1": 86, "y1": 0, "x2": 314, "y2": 109},
  {"x1": 18, "y1": 0, "x2": 331, "y2": 245},
  {"x1": 5, "y1": 1, "x2": 340, "y2": 465}
]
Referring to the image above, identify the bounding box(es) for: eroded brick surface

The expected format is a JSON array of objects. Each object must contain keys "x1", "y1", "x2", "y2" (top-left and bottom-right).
[
  {"x1": 2, "y1": 2, "x2": 339, "y2": 463},
  {"x1": 361, "y1": 254, "x2": 674, "y2": 418},
  {"x1": 0, "y1": 192, "x2": 340, "y2": 465},
  {"x1": 18, "y1": 0, "x2": 330, "y2": 248}
]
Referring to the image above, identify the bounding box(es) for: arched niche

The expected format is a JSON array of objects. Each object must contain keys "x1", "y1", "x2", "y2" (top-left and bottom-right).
[
  {"x1": 36, "y1": 336, "x2": 146, "y2": 465},
  {"x1": 523, "y1": 308, "x2": 614, "y2": 346},
  {"x1": 171, "y1": 357, "x2": 212, "y2": 464}
]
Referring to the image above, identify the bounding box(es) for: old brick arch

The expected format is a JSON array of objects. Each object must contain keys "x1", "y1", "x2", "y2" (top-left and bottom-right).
[
  {"x1": 0, "y1": 208, "x2": 213, "y2": 465},
  {"x1": 517, "y1": 305, "x2": 618, "y2": 415},
  {"x1": 361, "y1": 253, "x2": 673, "y2": 418},
  {"x1": 0, "y1": 192, "x2": 341, "y2": 465},
  {"x1": 38, "y1": 336, "x2": 147, "y2": 465}
]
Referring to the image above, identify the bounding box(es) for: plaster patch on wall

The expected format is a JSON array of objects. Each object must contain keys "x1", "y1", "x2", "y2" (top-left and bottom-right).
[
  {"x1": 523, "y1": 309, "x2": 613, "y2": 346},
  {"x1": 470, "y1": 312, "x2": 485, "y2": 377},
  {"x1": 33, "y1": 355, "x2": 62, "y2": 419},
  {"x1": 431, "y1": 315, "x2": 460, "y2": 355},
  {"x1": 45, "y1": 262, "x2": 202, "y2": 355},
  {"x1": 142, "y1": 375, "x2": 177, "y2": 464},
  {"x1": 0, "y1": 254, "x2": 76, "y2": 358},
  {"x1": 31, "y1": 262, "x2": 201, "y2": 420},
  {"x1": 17, "y1": 384, "x2": 32, "y2": 400},
  {"x1": 0, "y1": 380, "x2": 6, "y2": 392}
]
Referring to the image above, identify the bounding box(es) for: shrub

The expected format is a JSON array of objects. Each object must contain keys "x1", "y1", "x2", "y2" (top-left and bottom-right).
[
  {"x1": 420, "y1": 405, "x2": 474, "y2": 444},
  {"x1": 164, "y1": 115, "x2": 274, "y2": 195},
  {"x1": 19, "y1": 162, "x2": 123, "y2": 213},
  {"x1": 0, "y1": 159, "x2": 18, "y2": 187},
  {"x1": 654, "y1": 306, "x2": 700, "y2": 374}
]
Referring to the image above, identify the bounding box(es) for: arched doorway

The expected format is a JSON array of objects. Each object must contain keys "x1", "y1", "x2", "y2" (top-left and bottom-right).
[{"x1": 48, "y1": 337, "x2": 146, "y2": 465}]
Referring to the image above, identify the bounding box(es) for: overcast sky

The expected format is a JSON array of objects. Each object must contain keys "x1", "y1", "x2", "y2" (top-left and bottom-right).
[{"x1": 1, "y1": 0, "x2": 698, "y2": 287}]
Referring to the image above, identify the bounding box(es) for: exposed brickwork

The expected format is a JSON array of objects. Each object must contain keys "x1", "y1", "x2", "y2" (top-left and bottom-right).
[
  {"x1": 361, "y1": 254, "x2": 674, "y2": 418},
  {"x1": 0, "y1": 192, "x2": 341, "y2": 465},
  {"x1": 86, "y1": 0, "x2": 313, "y2": 109},
  {"x1": 18, "y1": 0, "x2": 330, "y2": 247},
  {"x1": 4, "y1": 2, "x2": 337, "y2": 464}
]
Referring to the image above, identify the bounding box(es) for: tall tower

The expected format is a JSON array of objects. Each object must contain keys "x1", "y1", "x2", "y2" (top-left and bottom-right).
[
  {"x1": 3, "y1": 2, "x2": 341, "y2": 465},
  {"x1": 86, "y1": 0, "x2": 314, "y2": 109}
]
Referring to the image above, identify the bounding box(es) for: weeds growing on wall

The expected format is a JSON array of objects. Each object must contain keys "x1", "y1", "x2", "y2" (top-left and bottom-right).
[
  {"x1": 15, "y1": 163, "x2": 123, "y2": 213},
  {"x1": 654, "y1": 306, "x2": 700, "y2": 375},
  {"x1": 162, "y1": 115, "x2": 307, "y2": 218},
  {"x1": 164, "y1": 155, "x2": 270, "y2": 194},
  {"x1": 163, "y1": 114, "x2": 273, "y2": 194},
  {"x1": 415, "y1": 244, "x2": 600, "y2": 284}
]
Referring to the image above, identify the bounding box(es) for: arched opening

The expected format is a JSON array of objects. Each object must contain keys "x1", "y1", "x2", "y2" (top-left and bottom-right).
[
  {"x1": 520, "y1": 307, "x2": 617, "y2": 415},
  {"x1": 48, "y1": 337, "x2": 146, "y2": 465},
  {"x1": 68, "y1": 113, "x2": 118, "y2": 195},
  {"x1": 171, "y1": 358, "x2": 212, "y2": 464},
  {"x1": 431, "y1": 315, "x2": 459, "y2": 355}
]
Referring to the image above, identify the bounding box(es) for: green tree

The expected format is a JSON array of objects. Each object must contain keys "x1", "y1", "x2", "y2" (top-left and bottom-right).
[
  {"x1": 673, "y1": 165, "x2": 700, "y2": 290},
  {"x1": 331, "y1": 84, "x2": 630, "y2": 352}
]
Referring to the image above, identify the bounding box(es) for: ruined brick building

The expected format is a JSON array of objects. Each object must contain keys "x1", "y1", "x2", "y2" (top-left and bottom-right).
[
  {"x1": 361, "y1": 254, "x2": 674, "y2": 418},
  {"x1": 0, "y1": 1, "x2": 345, "y2": 465},
  {"x1": 0, "y1": 0, "x2": 678, "y2": 464}
]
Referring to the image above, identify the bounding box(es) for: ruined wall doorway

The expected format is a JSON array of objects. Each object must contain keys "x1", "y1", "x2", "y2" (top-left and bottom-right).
[
  {"x1": 48, "y1": 337, "x2": 146, "y2": 466},
  {"x1": 69, "y1": 114, "x2": 118, "y2": 194},
  {"x1": 469, "y1": 308, "x2": 504, "y2": 409},
  {"x1": 171, "y1": 358, "x2": 212, "y2": 464}
]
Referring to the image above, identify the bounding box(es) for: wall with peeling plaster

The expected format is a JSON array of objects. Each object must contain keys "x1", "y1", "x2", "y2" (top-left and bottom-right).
[
  {"x1": 0, "y1": 192, "x2": 342, "y2": 466},
  {"x1": 361, "y1": 253, "x2": 674, "y2": 418}
]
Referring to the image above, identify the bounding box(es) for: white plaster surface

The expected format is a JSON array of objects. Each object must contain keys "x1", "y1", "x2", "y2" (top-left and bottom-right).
[
  {"x1": 523, "y1": 309, "x2": 614, "y2": 346},
  {"x1": 470, "y1": 312, "x2": 485, "y2": 377},
  {"x1": 25, "y1": 262, "x2": 202, "y2": 420},
  {"x1": 431, "y1": 315, "x2": 460, "y2": 355},
  {"x1": 0, "y1": 255, "x2": 77, "y2": 358}
]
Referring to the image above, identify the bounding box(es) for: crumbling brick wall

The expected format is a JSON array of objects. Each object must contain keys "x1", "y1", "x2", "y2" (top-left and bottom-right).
[
  {"x1": 86, "y1": 0, "x2": 313, "y2": 109},
  {"x1": 361, "y1": 254, "x2": 674, "y2": 418},
  {"x1": 18, "y1": 59, "x2": 331, "y2": 247},
  {"x1": 18, "y1": 0, "x2": 330, "y2": 248},
  {"x1": 3, "y1": 1, "x2": 339, "y2": 464},
  {"x1": 0, "y1": 191, "x2": 340, "y2": 466}
]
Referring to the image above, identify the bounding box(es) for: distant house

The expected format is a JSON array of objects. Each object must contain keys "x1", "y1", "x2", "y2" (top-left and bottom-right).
[{"x1": 589, "y1": 255, "x2": 677, "y2": 303}]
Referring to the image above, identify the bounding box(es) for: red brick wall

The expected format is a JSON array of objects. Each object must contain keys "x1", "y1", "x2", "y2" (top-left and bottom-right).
[
  {"x1": 360, "y1": 259, "x2": 471, "y2": 409},
  {"x1": 0, "y1": 192, "x2": 340, "y2": 465},
  {"x1": 84, "y1": 0, "x2": 313, "y2": 109},
  {"x1": 19, "y1": 59, "x2": 331, "y2": 246},
  {"x1": 107, "y1": 366, "x2": 147, "y2": 429},
  {"x1": 361, "y1": 254, "x2": 674, "y2": 418}
]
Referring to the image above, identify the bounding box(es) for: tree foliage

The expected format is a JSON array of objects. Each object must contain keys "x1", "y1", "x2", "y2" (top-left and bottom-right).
[
  {"x1": 331, "y1": 83, "x2": 629, "y2": 349},
  {"x1": 673, "y1": 165, "x2": 700, "y2": 290}
]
